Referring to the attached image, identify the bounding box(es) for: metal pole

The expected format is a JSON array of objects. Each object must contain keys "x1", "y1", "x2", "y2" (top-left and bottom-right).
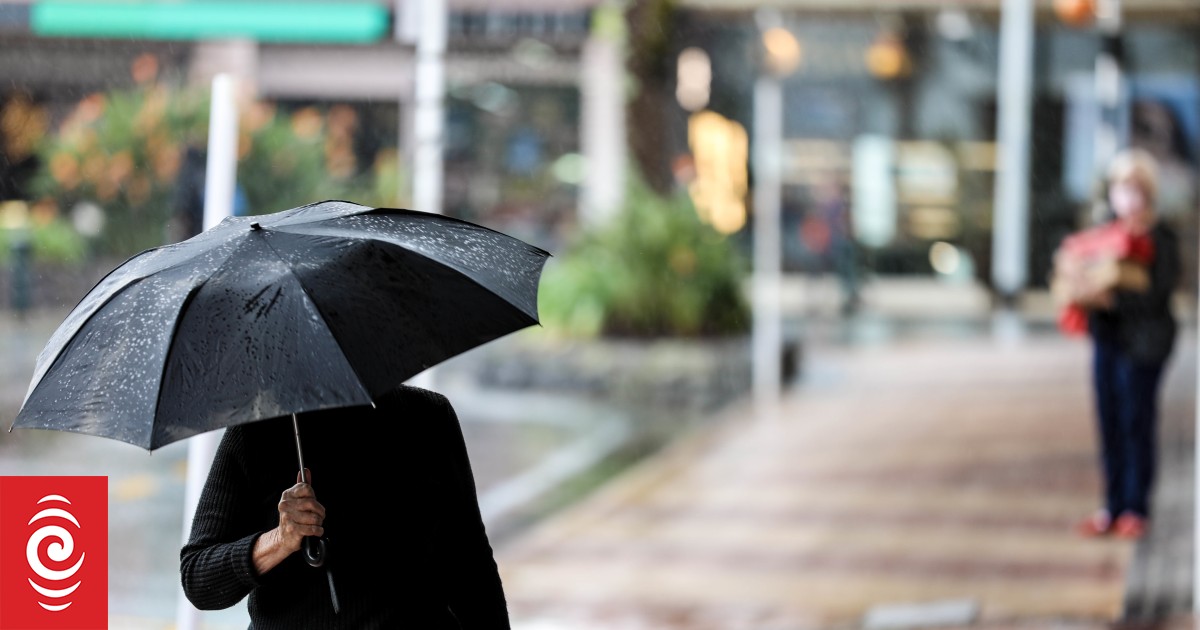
[
  {"x1": 1089, "y1": 0, "x2": 1125, "y2": 266},
  {"x1": 412, "y1": 0, "x2": 446, "y2": 218},
  {"x1": 580, "y1": 31, "x2": 626, "y2": 227},
  {"x1": 1092, "y1": 0, "x2": 1123, "y2": 189},
  {"x1": 752, "y1": 75, "x2": 783, "y2": 419},
  {"x1": 408, "y1": 0, "x2": 446, "y2": 392},
  {"x1": 990, "y1": 0, "x2": 1035, "y2": 303},
  {"x1": 177, "y1": 72, "x2": 239, "y2": 630}
]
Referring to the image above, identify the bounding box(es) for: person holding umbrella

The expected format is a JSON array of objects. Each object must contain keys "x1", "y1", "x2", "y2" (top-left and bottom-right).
[
  {"x1": 10, "y1": 201, "x2": 549, "y2": 628},
  {"x1": 180, "y1": 384, "x2": 511, "y2": 628}
]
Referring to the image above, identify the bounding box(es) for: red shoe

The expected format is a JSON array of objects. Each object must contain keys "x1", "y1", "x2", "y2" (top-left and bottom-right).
[
  {"x1": 1113, "y1": 512, "x2": 1148, "y2": 539},
  {"x1": 1075, "y1": 510, "x2": 1113, "y2": 537}
]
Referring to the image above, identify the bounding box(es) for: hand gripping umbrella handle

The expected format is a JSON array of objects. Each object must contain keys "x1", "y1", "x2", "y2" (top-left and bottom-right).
[{"x1": 293, "y1": 414, "x2": 327, "y2": 569}]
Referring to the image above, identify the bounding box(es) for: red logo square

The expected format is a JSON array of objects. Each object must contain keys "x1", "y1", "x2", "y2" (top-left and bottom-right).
[{"x1": 0, "y1": 477, "x2": 108, "y2": 630}]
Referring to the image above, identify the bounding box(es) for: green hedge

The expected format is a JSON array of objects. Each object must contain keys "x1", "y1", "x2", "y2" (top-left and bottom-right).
[{"x1": 538, "y1": 177, "x2": 750, "y2": 339}]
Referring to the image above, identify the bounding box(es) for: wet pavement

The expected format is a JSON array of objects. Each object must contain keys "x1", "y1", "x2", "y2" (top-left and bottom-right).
[{"x1": 497, "y1": 315, "x2": 1198, "y2": 630}]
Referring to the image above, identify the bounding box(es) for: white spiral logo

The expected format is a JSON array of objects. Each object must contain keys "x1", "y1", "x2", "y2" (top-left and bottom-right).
[{"x1": 26, "y1": 494, "x2": 85, "y2": 612}]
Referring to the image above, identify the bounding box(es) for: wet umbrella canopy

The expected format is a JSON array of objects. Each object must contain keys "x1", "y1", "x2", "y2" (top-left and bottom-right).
[{"x1": 9, "y1": 200, "x2": 550, "y2": 450}]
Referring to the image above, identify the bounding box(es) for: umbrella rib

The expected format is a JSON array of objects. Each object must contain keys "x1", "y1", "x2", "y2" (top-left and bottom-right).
[
  {"x1": 276, "y1": 203, "x2": 554, "y2": 260},
  {"x1": 360, "y1": 206, "x2": 554, "y2": 258},
  {"x1": 18, "y1": 273, "x2": 153, "y2": 414},
  {"x1": 268, "y1": 223, "x2": 547, "y2": 325},
  {"x1": 147, "y1": 234, "x2": 264, "y2": 449},
  {"x1": 254, "y1": 234, "x2": 376, "y2": 402},
  {"x1": 146, "y1": 280, "x2": 206, "y2": 449},
  {"x1": 32, "y1": 234, "x2": 247, "y2": 399},
  {"x1": 367, "y1": 237, "x2": 545, "y2": 325}
]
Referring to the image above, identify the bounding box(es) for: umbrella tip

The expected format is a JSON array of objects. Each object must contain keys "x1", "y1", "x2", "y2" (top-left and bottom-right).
[{"x1": 250, "y1": 222, "x2": 262, "y2": 231}]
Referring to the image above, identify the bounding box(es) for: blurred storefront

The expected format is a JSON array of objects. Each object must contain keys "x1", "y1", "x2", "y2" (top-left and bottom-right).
[
  {"x1": 3, "y1": 0, "x2": 1198, "y2": 299},
  {"x1": 0, "y1": 0, "x2": 598, "y2": 264},
  {"x1": 671, "y1": 0, "x2": 1200, "y2": 295}
]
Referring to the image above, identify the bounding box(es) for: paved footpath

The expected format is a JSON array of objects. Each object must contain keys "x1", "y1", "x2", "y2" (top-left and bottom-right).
[{"x1": 498, "y1": 328, "x2": 1198, "y2": 630}]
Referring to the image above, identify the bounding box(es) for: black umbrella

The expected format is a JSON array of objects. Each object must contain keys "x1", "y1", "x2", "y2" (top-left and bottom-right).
[
  {"x1": 9, "y1": 200, "x2": 550, "y2": 602},
  {"x1": 11, "y1": 199, "x2": 549, "y2": 450}
]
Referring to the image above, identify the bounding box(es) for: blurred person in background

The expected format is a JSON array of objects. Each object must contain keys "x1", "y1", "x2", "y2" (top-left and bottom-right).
[
  {"x1": 811, "y1": 174, "x2": 860, "y2": 315},
  {"x1": 1075, "y1": 148, "x2": 1180, "y2": 540}
]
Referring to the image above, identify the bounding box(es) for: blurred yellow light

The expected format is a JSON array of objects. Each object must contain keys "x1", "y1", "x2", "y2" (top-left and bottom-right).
[
  {"x1": 762, "y1": 27, "x2": 802, "y2": 76},
  {"x1": 688, "y1": 111, "x2": 748, "y2": 235},
  {"x1": 866, "y1": 36, "x2": 910, "y2": 80}
]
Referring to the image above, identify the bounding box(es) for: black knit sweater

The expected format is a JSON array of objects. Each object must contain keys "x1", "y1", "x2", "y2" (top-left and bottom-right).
[
  {"x1": 1087, "y1": 221, "x2": 1180, "y2": 364},
  {"x1": 180, "y1": 385, "x2": 511, "y2": 629}
]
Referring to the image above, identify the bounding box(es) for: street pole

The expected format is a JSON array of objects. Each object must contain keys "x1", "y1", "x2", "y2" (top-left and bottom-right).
[
  {"x1": 1092, "y1": 0, "x2": 1123, "y2": 204},
  {"x1": 990, "y1": 0, "x2": 1035, "y2": 307},
  {"x1": 177, "y1": 72, "x2": 239, "y2": 630},
  {"x1": 412, "y1": 0, "x2": 445, "y2": 219},
  {"x1": 581, "y1": 28, "x2": 627, "y2": 228},
  {"x1": 752, "y1": 74, "x2": 783, "y2": 420},
  {"x1": 407, "y1": 0, "x2": 446, "y2": 392}
]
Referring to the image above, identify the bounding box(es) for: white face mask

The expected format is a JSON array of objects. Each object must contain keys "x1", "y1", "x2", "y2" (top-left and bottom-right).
[{"x1": 1110, "y1": 180, "x2": 1150, "y2": 219}]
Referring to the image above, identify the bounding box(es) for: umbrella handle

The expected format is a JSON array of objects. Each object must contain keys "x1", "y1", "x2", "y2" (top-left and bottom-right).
[
  {"x1": 293, "y1": 414, "x2": 327, "y2": 568},
  {"x1": 304, "y1": 537, "x2": 326, "y2": 568}
]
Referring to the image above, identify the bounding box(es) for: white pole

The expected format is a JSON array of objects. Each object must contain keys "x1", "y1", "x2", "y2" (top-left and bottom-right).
[
  {"x1": 990, "y1": 0, "x2": 1035, "y2": 302},
  {"x1": 177, "y1": 72, "x2": 239, "y2": 630},
  {"x1": 1092, "y1": 0, "x2": 1123, "y2": 184},
  {"x1": 408, "y1": 0, "x2": 447, "y2": 392},
  {"x1": 580, "y1": 33, "x2": 626, "y2": 228},
  {"x1": 752, "y1": 75, "x2": 783, "y2": 420},
  {"x1": 412, "y1": 0, "x2": 446, "y2": 218}
]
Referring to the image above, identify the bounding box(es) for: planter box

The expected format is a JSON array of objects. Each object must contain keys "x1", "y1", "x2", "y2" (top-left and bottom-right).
[{"x1": 453, "y1": 331, "x2": 754, "y2": 414}]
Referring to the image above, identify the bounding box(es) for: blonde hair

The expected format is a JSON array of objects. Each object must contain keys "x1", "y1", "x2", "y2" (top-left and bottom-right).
[{"x1": 1107, "y1": 147, "x2": 1160, "y2": 204}]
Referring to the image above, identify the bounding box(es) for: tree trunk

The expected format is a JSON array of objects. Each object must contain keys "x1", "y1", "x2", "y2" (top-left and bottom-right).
[{"x1": 624, "y1": 0, "x2": 678, "y2": 195}]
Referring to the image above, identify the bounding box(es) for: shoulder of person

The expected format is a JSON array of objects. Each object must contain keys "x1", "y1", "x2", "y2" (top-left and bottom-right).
[
  {"x1": 376, "y1": 383, "x2": 453, "y2": 414},
  {"x1": 1152, "y1": 221, "x2": 1180, "y2": 251},
  {"x1": 1154, "y1": 221, "x2": 1179, "y2": 240}
]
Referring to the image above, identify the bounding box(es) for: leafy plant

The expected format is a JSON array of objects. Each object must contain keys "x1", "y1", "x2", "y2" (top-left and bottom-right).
[
  {"x1": 538, "y1": 175, "x2": 750, "y2": 338},
  {"x1": 29, "y1": 82, "x2": 395, "y2": 259},
  {"x1": 29, "y1": 86, "x2": 206, "y2": 256},
  {"x1": 0, "y1": 220, "x2": 87, "y2": 266}
]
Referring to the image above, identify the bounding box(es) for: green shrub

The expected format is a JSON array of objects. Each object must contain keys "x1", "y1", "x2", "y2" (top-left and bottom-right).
[
  {"x1": 539, "y1": 176, "x2": 750, "y2": 338},
  {"x1": 0, "y1": 220, "x2": 88, "y2": 266},
  {"x1": 29, "y1": 83, "x2": 392, "y2": 259}
]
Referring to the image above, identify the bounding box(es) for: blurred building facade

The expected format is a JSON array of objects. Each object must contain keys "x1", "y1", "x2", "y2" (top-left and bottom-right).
[
  {"x1": 2, "y1": 0, "x2": 1198, "y2": 300},
  {"x1": 0, "y1": 0, "x2": 601, "y2": 260},
  {"x1": 670, "y1": 0, "x2": 1200, "y2": 295}
]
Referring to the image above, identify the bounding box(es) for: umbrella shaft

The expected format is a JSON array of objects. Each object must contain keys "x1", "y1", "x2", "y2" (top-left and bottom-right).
[{"x1": 292, "y1": 413, "x2": 308, "y2": 483}]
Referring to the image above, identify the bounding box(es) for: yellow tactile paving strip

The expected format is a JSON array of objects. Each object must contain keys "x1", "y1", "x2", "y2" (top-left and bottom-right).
[{"x1": 498, "y1": 335, "x2": 1167, "y2": 629}]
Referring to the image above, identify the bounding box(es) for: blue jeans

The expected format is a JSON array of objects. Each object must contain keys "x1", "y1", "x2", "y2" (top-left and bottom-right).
[{"x1": 1091, "y1": 340, "x2": 1166, "y2": 518}]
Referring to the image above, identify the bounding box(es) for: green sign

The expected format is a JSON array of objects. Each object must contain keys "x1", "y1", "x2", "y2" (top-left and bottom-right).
[{"x1": 32, "y1": 2, "x2": 391, "y2": 44}]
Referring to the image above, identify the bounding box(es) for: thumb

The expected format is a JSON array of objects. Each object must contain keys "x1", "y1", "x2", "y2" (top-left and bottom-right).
[{"x1": 296, "y1": 468, "x2": 312, "y2": 485}]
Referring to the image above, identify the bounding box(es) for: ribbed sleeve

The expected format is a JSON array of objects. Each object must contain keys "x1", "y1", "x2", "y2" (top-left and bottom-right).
[{"x1": 179, "y1": 428, "x2": 264, "y2": 610}]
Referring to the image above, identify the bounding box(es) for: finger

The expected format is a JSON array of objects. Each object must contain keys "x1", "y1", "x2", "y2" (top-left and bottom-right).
[
  {"x1": 282, "y1": 523, "x2": 324, "y2": 542},
  {"x1": 282, "y1": 483, "x2": 316, "y2": 500},
  {"x1": 279, "y1": 501, "x2": 324, "y2": 518},
  {"x1": 298, "y1": 525, "x2": 324, "y2": 538},
  {"x1": 295, "y1": 468, "x2": 312, "y2": 484},
  {"x1": 279, "y1": 499, "x2": 326, "y2": 520},
  {"x1": 282, "y1": 510, "x2": 325, "y2": 526}
]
